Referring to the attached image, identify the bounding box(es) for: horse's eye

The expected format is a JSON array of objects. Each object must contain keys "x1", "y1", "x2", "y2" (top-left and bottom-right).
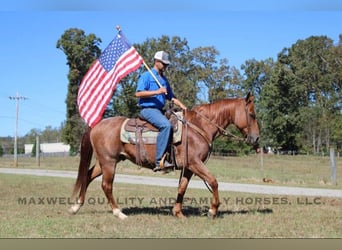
[{"x1": 250, "y1": 113, "x2": 256, "y2": 119}]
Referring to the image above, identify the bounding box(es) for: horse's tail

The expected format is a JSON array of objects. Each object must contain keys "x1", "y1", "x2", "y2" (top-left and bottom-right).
[{"x1": 72, "y1": 127, "x2": 93, "y2": 198}]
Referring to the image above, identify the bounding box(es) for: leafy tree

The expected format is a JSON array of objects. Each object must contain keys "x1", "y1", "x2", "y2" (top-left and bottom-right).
[
  {"x1": 259, "y1": 35, "x2": 341, "y2": 153},
  {"x1": 0, "y1": 137, "x2": 13, "y2": 155},
  {"x1": 40, "y1": 126, "x2": 62, "y2": 143},
  {"x1": 56, "y1": 28, "x2": 102, "y2": 154},
  {"x1": 23, "y1": 128, "x2": 41, "y2": 144},
  {"x1": 241, "y1": 58, "x2": 275, "y2": 148},
  {"x1": 285, "y1": 36, "x2": 338, "y2": 153},
  {"x1": 30, "y1": 138, "x2": 41, "y2": 157},
  {"x1": 192, "y1": 46, "x2": 233, "y2": 103},
  {"x1": 259, "y1": 60, "x2": 301, "y2": 150},
  {"x1": 241, "y1": 58, "x2": 274, "y2": 102},
  {"x1": 328, "y1": 34, "x2": 342, "y2": 151}
]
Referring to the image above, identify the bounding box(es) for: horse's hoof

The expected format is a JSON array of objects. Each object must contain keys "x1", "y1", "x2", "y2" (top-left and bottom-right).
[
  {"x1": 68, "y1": 203, "x2": 82, "y2": 215},
  {"x1": 113, "y1": 208, "x2": 128, "y2": 220},
  {"x1": 68, "y1": 207, "x2": 76, "y2": 215},
  {"x1": 172, "y1": 208, "x2": 186, "y2": 219},
  {"x1": 208, "y1": 208, "x2": 217, "y2": 219}
]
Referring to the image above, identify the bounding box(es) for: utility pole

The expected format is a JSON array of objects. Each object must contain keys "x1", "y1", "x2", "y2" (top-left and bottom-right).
[{"x1": 9, "y1": 92, "x2": 28, "y2": 167}]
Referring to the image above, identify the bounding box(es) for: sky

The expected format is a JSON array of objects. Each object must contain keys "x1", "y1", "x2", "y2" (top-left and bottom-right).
[{"x1": 0, "y1": 0, "x2": 341, "y2": 137}]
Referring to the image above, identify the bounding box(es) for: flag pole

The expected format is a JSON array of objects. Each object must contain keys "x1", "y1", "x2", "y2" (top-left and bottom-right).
[
  {"x1": 141, "y1": 61, "x2": 163, "y2": 89},
  {"x1": 116, "y1": 25, "x2": 163, "y2": 89}
]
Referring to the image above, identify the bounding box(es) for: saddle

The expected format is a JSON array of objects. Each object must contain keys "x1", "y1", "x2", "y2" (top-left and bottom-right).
[
  {"x1": 120, "y1": 111, "x2": 182, "y2": 145},
  {"x1": 120, "y1": 111, "x2": 183, "y2": 167},
  {"x1": 125, "y1": 119, "x2": 159, "y2": 133}
]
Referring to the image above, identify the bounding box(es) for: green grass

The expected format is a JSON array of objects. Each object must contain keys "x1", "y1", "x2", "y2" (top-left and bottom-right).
[
  {"x1": 0, "y1": 153, "x2": 341, "y2": 237},
  {"x1": 204, "y1": 154, "x2": 341, "y2": 188},
  {"x1": 0, "y1": 173, "x2": 341, "y2": 238}
]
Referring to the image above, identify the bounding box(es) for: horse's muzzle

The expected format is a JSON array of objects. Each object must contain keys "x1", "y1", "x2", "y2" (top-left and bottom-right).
[
  {"x1": 246, "y1": 134, "x2": 259, "y2": 147},
  {"x1": 247, "y1": 135, "x2": 260, "y2": 154}
]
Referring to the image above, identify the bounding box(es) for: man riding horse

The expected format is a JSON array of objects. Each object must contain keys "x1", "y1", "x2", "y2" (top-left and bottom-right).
[
  {"x1": 69, "y1": 48, "x2": 260, "y2": 219},
  {"x1": 135, "y1": 51, "x2": 187, "y2": 172}
]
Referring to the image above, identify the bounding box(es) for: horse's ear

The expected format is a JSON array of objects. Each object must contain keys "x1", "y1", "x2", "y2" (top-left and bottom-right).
[{"x1": 245, "y1": 92, "x2": 254, "y2": 103}]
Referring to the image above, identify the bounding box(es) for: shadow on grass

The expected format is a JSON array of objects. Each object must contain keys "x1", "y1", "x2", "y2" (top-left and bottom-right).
[{"x1": 122, "y1": 206, "x2": 273, "y2": 218}]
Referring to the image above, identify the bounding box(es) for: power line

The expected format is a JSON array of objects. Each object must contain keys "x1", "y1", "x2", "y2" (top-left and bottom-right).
[{"x1": 9, "y1": 92, "x2": 28, "y2": 167}]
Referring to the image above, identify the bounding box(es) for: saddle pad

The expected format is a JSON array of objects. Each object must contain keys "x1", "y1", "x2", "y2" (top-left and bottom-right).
[{"x1": 120, "y1": 112, "x2": 183, "y2": 144}]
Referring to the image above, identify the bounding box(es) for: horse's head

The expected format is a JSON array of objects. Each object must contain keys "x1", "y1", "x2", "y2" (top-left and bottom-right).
[{"x1": 236, "y1": 92, "x2": 260, "y2": 148}]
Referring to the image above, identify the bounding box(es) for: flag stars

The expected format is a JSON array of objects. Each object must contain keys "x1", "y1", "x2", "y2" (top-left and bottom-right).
[{"x1": 100, "y1": 39, "x2": 130, "y2": 72}]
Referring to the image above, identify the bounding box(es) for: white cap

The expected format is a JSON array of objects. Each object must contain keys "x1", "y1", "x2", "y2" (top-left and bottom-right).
[{"x1": 154, "y1": 51, "x2": 170, "y2": 65}]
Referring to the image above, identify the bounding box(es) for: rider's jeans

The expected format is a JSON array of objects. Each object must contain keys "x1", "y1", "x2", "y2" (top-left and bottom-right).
[{"x1": 139, "y1": 108, "x2": 172, "y2": 165}]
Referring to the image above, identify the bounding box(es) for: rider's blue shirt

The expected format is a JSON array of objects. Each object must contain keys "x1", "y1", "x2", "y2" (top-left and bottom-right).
[{"x1": 136, "y1": 68, "x2": 175, "y2": 110}]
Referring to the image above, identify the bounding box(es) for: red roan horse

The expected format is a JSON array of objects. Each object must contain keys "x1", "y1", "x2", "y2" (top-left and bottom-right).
[{"x1": 69, "y1": 92, "x2": 259, "y2": 219}]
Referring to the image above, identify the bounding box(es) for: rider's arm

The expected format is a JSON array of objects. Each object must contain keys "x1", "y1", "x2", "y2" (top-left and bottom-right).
[
  {"x1": 171, "y1": 98, "x2": 187, "y2": 110},
  {"x1": 135, "y1": 87, "x2": 167, "y2": 98}
]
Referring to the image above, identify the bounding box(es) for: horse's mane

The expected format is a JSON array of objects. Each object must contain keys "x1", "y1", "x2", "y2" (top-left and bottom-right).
[{"x1": 190, "y1": 98, "x2": 242, "y2": 126}]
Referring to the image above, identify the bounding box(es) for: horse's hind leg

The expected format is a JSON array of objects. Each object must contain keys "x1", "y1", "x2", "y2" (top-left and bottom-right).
[
  {"x1": 69, "y1": 161, "x2": 102, "y2": 214},
  {"x1": 101, "y1": 161, "x2": 127, "y2": 220}
]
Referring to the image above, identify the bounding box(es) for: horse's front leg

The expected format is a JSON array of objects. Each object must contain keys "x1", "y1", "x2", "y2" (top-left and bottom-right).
[
  {"x1": 207, "y1": 177, "x2": 220, "y2": 218},
  {"x1": 173, "y1": 168, "x2": 193, "y2": 218},
  {"x1": 190, "y1": 162, "x2": 220, "y2": 218}
]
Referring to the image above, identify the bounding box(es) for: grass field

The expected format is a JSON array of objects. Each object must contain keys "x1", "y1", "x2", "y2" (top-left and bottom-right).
[
  {"x1": 0, "y1": 154, "x2": 341, "y2": 238},
  {"x1": 0, "y1": 174, "x2": 341, "y2": 238}
]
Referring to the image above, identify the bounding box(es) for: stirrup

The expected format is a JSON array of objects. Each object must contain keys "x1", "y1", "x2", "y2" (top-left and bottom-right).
[{"x1": 153, "y1": 156, "x2": 174, "y2": 172}]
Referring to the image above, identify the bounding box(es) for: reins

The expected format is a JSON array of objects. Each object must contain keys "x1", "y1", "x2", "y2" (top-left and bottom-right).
[
  {"x1": 192, "y1": 108, "x2": 247, "y2": 142},
  {"x1": 170, "y1": 110, "x2": 212, "y2": 190}
]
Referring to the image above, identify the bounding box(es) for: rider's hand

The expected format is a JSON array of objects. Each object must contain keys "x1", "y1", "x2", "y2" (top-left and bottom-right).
[{"x1": 157, "y1": 87, "x2": 168, "y2": 95}]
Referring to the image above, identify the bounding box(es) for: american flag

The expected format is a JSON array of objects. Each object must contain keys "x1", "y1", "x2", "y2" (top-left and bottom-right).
[{"x1": 77, "y1": 30, "x2": 143, "y2": 127}]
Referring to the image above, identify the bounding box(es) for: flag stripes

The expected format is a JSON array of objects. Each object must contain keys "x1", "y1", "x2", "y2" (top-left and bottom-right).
[{"x1": 77, "y1": 34, "x2": 143, "y2": 127}]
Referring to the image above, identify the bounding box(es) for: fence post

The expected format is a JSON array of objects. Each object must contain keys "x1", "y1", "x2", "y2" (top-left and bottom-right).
[
  {"x1": 36, "y1": 135, "x2": 40, "y2": 167},
  {"x1": 330, "y1": 148, "x2": 336, "y2": 185},
  {"x1": 260, "y1": 149, "x2": 264, "y2": 179}
]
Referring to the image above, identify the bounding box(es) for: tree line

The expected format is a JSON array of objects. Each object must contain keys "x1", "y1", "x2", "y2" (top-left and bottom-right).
[
  {"x1": 0, "y1": 126, "x2": 63, "y2": 156},
  {"x1": 56, "y1": 28, "x2": 341, "y2": 155},
  {"x1": 4, "y1": 28, "x2": 339, "y2": 157}
]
